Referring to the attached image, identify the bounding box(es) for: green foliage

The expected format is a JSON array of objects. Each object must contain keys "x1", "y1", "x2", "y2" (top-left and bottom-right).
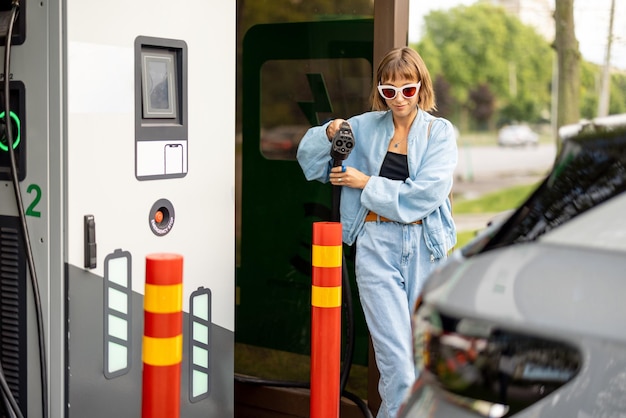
[
  {"x1": 455, "y1": 230, "x2": 478, "y2": 250},
  {"x1": 415, "y1": 2, "x2": 626, "y2": 126},
  {"x1": 580, "y1": 60, "x2": 600, "y2": 119},
  {"x1": 579, "y1": 61, "x2": 626, "y2": 119},
  {"x1": 453, "y1": 182, "x2": 540, "y2": 249},
  {"x1": 609, "y1": 72, "x2": 626, "y2": 115},
  {"x1": 453, "y1": 183, "x2": 537, "y2": 214},
  {"x1": 415, "y1": 3, "x2": 553, "y2": 127},
  {"x1": 468, "y1": 83, "x2": 495, "y2": 129},
  {"x1": 432, "y1": 75, "x2": 456, "y2": 118}
]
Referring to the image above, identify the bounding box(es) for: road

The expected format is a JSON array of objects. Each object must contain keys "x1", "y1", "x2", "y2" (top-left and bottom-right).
[
  {"x1": 452, "y1": 143, "x2": 558, "y2": 231},
  {"x1": 455, "y1": 144, "x2": 557, "y2": 183}
]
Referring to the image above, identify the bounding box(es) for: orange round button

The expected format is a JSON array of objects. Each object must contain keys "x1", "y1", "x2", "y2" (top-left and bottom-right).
[{"x1": 154, "y1": 210, "x2": 164, "y2": 224}]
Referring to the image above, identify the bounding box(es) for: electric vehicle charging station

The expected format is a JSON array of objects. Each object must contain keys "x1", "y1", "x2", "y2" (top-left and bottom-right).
[{"x1": 0, "y1": 0, "x2": 235, "y2": 417}]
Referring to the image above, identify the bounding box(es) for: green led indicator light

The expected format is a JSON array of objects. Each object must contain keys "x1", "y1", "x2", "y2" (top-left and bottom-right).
[{"x1": 0, "y1": 110, "x2": 21, "y2": 151}]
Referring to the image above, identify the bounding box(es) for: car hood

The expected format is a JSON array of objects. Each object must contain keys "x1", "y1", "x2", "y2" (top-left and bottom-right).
[{"x1": 423, "y1": 243, "x2": 626, "y2": 343}]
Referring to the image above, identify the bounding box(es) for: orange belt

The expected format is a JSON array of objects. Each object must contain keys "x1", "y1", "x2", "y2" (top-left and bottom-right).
[{"x1": 364, "y1": 211, "x2": 422, "y2": 225}]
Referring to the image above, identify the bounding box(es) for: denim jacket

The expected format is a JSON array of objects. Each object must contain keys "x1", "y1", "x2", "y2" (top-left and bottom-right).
[{"x1": 297, "y1": 108, "x2": 458, "y2": 259}]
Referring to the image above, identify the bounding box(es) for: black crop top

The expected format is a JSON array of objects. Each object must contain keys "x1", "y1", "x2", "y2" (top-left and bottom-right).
[{"x1": 379, "y1": 151, "x2": 409, "y2": 181}]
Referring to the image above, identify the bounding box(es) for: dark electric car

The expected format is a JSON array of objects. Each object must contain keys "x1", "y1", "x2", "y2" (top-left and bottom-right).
[{"x1": 399, "y1": 114, "x2": 626, "y2": 418}]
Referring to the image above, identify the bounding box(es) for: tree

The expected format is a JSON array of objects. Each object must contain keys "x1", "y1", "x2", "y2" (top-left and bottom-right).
[
  {"x1": 609, "y1": 73, "x2": 626, "y2": 115},
  {"x1": 554, "y1": 0, "x2": 580, "y2": 134},
  {"x1": 580, "y1": 61, "x2": 626, "y2": 121},
  {"x1": 431, "y1": 75, "x2": 456, "y2": 119},
  {"x1": 580, "y1": 60, "x2": 600, "y2": 119},
  {"x1": 468, "y1": 83, "x2": 495, "y2": 130},
  {"x1": 415, "y1": 3, "x2": 553, "y2": 129}
]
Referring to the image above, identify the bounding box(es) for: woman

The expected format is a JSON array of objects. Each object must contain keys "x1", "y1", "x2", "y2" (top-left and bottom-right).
[{"x1": 297, "y1": 47, "x2": 457, "y2": 417}]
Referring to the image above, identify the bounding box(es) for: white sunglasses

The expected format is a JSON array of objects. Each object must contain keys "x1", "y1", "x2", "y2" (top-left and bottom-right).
[{"x1": 377, "y1": 81, "x2": 421, "y2": 100}]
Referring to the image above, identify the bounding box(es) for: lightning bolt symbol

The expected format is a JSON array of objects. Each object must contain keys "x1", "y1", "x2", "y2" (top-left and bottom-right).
[{"x1": 298, "y1": 73, "x2": 333, "y2": 126}]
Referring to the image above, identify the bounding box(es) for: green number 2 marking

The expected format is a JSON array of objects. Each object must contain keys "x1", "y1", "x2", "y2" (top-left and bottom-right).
[{"x1": 26, "y1": 184, "x2": 42, "y2": 218}]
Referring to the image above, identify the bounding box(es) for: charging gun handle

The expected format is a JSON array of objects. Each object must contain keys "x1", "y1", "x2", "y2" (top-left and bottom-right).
[
  {"x1": 331, "y1": 121, "x2": 355, "y2": 167},
  {"x1": 330, "y1": 121, "x2": 355, "y2": 221}
]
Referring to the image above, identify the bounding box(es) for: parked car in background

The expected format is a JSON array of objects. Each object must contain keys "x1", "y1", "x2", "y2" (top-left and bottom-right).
[
  {"x1": 399, "y1": 114, "x2": 626, "y2": 418},
  {"x1": 260, "y1": 125, "x2": 309, "y2": 160},
  {"x1": 497, "y1": 124, "x2": 539, "y2": 146}
]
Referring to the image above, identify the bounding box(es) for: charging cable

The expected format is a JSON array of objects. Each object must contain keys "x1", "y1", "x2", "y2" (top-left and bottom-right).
[{"x1": 2, "y1": 2, "x2": 48, "y2": 417}]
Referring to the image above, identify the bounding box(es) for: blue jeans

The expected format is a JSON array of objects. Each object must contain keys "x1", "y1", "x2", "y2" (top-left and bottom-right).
[{"x1": 355, "y1": 220, "x2": 438, "y2": 418}]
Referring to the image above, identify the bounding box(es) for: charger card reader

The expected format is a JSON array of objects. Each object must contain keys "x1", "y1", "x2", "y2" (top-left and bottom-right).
[{"x1": 134, "y1": 36, "x2": 188, "y2": 180}]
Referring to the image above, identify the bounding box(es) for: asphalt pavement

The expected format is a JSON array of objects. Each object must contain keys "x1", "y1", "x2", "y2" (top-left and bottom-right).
[{"x1": 452, "y1": 144, "x2": 557, "y2": 231}]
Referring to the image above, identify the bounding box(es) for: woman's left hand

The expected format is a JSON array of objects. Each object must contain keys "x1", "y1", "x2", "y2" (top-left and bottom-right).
[{"x1": 330, "y1": 165, "x2": 370, "y2": 189}]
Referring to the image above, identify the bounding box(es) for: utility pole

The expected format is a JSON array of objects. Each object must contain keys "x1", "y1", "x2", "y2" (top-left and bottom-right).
[{"x1": 597, "y1": 0, "x2": 616, "y2": 117}]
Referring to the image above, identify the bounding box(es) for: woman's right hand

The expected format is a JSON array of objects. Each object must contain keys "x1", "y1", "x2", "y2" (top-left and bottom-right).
[{"x1": 326, "y1": 119, "x2": 349, "y2": 141}]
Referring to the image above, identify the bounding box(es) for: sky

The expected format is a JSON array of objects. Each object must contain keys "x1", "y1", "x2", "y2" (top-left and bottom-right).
[{"x1": 409, "y1": 0, "x2": 626, "y2": 69}]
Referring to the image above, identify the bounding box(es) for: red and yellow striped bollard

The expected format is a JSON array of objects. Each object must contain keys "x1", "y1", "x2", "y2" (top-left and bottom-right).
[
  {"x1": 142, "y1": 253, "x2": 183, "y2": 418},
  {"x1": 310, "y1": 222, "x2": 342, "y2": 418}
]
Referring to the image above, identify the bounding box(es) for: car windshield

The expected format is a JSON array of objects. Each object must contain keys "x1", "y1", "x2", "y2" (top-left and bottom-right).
[{"x1": 463, "y1": 124, "x2": 626, "y2": 257}]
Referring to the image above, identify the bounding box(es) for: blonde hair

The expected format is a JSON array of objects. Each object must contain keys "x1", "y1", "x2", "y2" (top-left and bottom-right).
[{"x1": 371, "y1": 47, "x2": 436, "y2": 112}]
